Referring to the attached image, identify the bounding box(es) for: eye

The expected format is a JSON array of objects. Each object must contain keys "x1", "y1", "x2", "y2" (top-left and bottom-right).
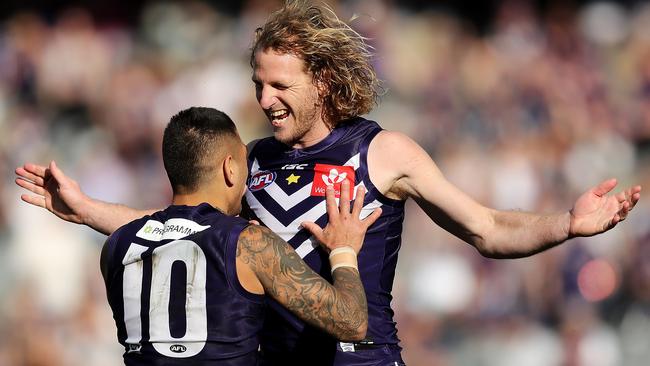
[{"x1": 272, "y1": 83, "x2": 288, "y2": 91}]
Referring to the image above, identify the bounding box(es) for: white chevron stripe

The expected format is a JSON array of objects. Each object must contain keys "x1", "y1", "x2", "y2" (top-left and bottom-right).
[
  {"x1": 359, "y1": 199, "x2": 382, "y2": 219},
  {"x1": 245, "y1": 152, "x2": 377, "y2": 258},
  {"x1": 345, "y1": 153, "x2": 360, "y2": 170},
  {"x1": 246, "y1": 191, "x2": 327, "y2": 242},
  {"x1": 247, "y1": 193, "x2": 384, "y2": 258},
  {"x1": 295, "y1": 237, "x2": 319, "y2": 258},
  {"x1": 292, "y1": 200, "x2": 383, "y2": 258},
  {"x1": 264, "y1": 182, "x2": 314, "y2": 211}
]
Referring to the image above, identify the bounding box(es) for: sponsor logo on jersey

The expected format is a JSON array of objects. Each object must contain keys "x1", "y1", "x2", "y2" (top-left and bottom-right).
[
  {"x1": 311, "y1": 164, "x2": 355, "y2": 198},
  {"x1": 248, "y1": 170, "x2": 276, "y2": 191},
  {"x1": 339, "y1": 342, "x2": 355, "y2": 352},
  {"x1": 170, "y1": 344, "x2": 187, "y2": 353},
  {"x1": 282, "y1": 163, "x2": 308, "y2": 170},
  {"x1": 136, "y1": 218, "x2": 210, "y2": 241}
]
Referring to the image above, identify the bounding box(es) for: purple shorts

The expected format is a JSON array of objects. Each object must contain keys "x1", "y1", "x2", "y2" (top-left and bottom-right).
[{"x1": 259, "y1": 342, "x2": 405, "y2": 366}]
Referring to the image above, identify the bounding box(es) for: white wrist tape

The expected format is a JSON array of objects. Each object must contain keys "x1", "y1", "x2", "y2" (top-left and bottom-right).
[{"x1": 329, "y1": 246, "x2": 358, "y2": 274}]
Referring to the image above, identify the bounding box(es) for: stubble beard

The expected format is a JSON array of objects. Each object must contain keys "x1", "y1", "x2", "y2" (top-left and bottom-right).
[{"x1": 276, "y1": 99, "x2": 323, "y2": 148}]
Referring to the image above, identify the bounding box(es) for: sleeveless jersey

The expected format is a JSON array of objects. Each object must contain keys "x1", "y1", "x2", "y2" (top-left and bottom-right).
[
  {"x1": 102, "y1": 203, "x2": 265, "y2": 365},
  {"x1": 244, "y1": 118, "x2": 405, "y2": 360}
]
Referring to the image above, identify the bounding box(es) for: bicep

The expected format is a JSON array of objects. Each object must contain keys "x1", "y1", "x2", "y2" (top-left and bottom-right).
[
  {"x1": 237, "y1": 226, "x2": 334, "y2": 306},
  {"x1": 372, "y1": 131, "x2": 492, "y2": 243}
]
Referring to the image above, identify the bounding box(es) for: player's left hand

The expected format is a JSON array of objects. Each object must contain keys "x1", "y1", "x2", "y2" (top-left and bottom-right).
[{"x1": 569, "y1": 178, "x2": 642, "y2": 237}]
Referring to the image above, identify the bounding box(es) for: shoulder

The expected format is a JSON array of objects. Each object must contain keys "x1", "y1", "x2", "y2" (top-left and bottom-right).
[
  {"x1": 246, "y1": 139, "x2": 261, "y2": 158},
  {"x1": 237, "y1": 224, "x2": 296, "y2": 261},
  {"x1": 108, "y1": 218, "x2": 139, "y2": 245},
  {"x1": 246, "y1": 137, "x2": 277, "y2": 158},
  {"x1": 237, "y1": 224, "x2": 274, "y2": 252},
  {"x1": 367, "y1": 130, "x2": 439, "y2": 199},
  {"x1": 369, "y1": 130, "x2": 427, "y2": 163}
]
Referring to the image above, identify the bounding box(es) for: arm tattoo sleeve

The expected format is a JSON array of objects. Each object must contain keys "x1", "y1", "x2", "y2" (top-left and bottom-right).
[{"x1": 237, "y1": 225, "x2": 368, "y2": 341}]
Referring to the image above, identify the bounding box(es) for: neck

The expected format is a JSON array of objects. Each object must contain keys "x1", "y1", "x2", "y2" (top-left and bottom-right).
[
  {"x1": 291, "y1": 119, "x2": 333, "y2": 149},
  {"x1": 172, "y1": 191, "x2": 232, "y2": 215}
]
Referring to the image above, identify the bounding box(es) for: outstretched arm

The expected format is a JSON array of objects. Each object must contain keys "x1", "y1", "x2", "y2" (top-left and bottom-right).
[
  {"x1": 15, "y1": 161, "x2": 156, "y2": 235},
  {"x1": 369, "y1": 131, "x2": 642, "y2": 258},
  {"x1": 237, "y1": 181, "x2": 381, "y2": 341}
]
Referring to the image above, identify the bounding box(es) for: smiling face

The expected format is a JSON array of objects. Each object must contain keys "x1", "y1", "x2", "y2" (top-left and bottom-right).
[{"x1": 252, "y1": 48, "x2": 331, "y2": 149}]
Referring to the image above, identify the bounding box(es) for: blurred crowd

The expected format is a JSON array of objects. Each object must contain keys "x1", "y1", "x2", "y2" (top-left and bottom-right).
[{"x1": 1, "y1": 0, "x2": 650, "y2": 365}]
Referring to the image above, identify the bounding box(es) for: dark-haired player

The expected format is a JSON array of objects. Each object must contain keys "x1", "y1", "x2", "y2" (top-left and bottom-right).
[{"x1": 99, "y1": 106, "x2": 380, "y2": 364}]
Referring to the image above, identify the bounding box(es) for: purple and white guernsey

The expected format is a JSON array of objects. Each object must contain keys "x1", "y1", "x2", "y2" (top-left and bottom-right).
[
  {"x1": 245, "y1": 118, "x2": 406, "y2": 362},
  {"x1": 102, "y1": 203, "x2": 265, "y2": 366}
]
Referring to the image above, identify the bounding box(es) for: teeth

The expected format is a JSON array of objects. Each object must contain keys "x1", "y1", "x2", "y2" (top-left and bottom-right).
[{"x1": 270, "y1": 110, "x2": 288, "y2": 118}]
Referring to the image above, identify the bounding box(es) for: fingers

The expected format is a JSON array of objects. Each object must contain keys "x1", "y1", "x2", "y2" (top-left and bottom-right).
[
  {"x1": 339, "y1": 180, "x2": 351, "y2": 214},
  {"x1": 592, "y1": 178, "x2": 617, "y2": 197},
  {"x1": 24, "y1": 162, "x2": 48, "y2": 176},
  {"x1": 48, "y1": 160, "x2": 67, "y2": 184},
  {"x1": 248, "y1": 220, "x2": 260, "y2": 226},
  {"x1": 15, "y1": 166, "x2": 45, "y2": 186},
  {"x1": 362, "y1": 207, "x2": 382, "y2": 228},
  {"x1": 20, "y1": 193, "x2": 47, "y2": 209},
  {"x1": 351, "y1": 185, "x2": 366, "y2": 217},
  {"x1": 615, "y1": 185, "x2": 642, "y2": 213},
  {"x1": 15, "y1": 177, "x2": 46, "y2": 196},
  {"x1": 631, "y1": 185, "x2": 642, "y2": 206},
  {"x1": 301, "y1": 221, "x2": 324, "y2": 242},
  {"x1": 325, "y1": 185, "x2": 338, "y2": 220},
  {"x1": 617, "y1": 200, "x2": 631, "y2": 221}
]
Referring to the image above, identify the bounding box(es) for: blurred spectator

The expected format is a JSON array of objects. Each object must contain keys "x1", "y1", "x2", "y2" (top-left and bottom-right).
[{"x1": 3, "y1": 1, "x2": 650, "y2": 365}]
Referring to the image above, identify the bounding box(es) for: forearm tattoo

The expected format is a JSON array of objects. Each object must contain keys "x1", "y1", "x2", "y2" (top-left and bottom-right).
[{"x1": 237, "y1": 225, "x2": 367, "y2": 340}]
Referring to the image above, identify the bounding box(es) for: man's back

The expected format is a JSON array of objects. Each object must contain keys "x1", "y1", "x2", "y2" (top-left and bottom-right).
[{"x1": 102, "y1": 203, "x2": 265, "y2": 365}]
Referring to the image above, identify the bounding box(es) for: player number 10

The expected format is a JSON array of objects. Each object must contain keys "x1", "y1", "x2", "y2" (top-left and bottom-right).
[{"x1": 121, "y1": 240, "x2": 208, "y2": 358}]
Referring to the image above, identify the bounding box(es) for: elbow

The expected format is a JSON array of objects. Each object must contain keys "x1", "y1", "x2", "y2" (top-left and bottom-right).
[
  {"x1": 336, "y1": 310, "x2": 367, "y2": 341},
  {"x1": 340, "y1": 322, "x2": 367, "y2": 342},
  {"x1": 470, "y1": 234, "x2": 503, "y2": 259},
  {"x1": 350, "y1": 322, "x2": 368, "y2": 342},
  {"x1": 475, "y1": 239, "x2": 505, "y2": 259}
]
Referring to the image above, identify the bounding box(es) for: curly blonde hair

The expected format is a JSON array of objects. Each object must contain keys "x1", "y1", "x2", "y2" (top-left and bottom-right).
[{"x1": 251, "y1": 0, "x2": 381, "y2": 126}]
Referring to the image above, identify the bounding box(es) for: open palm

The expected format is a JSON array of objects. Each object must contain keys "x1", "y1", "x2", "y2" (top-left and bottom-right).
[
  {"x1": 569, "y1": 179, "x2": 641, "y2": 237},
  {"x1": 15, "y1": 161, "x2": 88, "y2": 224}
]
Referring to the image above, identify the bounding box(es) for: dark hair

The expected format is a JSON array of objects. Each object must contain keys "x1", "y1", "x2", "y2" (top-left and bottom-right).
[
  {"x1": 251, "y1": 0, "x2": 381, "y2": 126},
  {"x1": 163, "y1": 107, "x2": 238, "y2": 194}
]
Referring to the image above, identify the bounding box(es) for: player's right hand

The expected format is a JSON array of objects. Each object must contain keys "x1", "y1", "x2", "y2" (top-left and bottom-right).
[
  {"x1": 15, "y1": 161, "x2": 89, "y2": 224},
  {"x1": 301, "y1": 179, "x2": 381, "y2": 254}
]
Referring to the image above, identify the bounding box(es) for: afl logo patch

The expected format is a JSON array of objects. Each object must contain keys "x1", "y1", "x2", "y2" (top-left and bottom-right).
[
  {"x1": 169, "y1": 344, "x2": 186, "y2": 353},
  {"x1": 248, "y1": 170, "x2": 276, "y2": 191}
]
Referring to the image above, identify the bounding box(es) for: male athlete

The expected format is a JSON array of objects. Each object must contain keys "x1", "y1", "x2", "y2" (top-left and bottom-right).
[
  {"x1": 100, "y1": 106, "x2": 382, "y2": 364},
  {"x1": 15, "y1": 1, "x2": 642, "y2": 365}
]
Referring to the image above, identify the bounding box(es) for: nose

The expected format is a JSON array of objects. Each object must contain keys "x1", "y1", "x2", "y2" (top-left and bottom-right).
[{"x1": 256, "y1": 85, "x2": 277, "y2": 110}]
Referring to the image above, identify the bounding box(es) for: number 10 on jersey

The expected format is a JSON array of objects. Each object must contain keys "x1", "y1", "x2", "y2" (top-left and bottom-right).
[{"x1": 121, "y1": 240, "x2": 208, "y2": 358}]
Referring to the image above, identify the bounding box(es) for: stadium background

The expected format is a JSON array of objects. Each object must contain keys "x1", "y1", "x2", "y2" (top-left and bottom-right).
[{"x1": 1, "y1": 0, "x2": 650, "y2": 365}]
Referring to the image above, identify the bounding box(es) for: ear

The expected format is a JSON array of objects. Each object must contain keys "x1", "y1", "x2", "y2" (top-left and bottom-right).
[
  {"x1": 316, "y1": 77, "x2": 329, "y2": 98},
  {"x1": 223, "y1": 155, "x2": 236, "y2": 187},
  {"x1": 314, "y1": 70, "x2": 330, "y2": 97}
]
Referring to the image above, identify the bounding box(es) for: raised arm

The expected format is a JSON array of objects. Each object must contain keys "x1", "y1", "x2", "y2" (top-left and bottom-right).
[
  {"x1": 237, "y1": 181, "x2": 381, "y2": 341},
  {"x1": 15, "y1": 161, "x2": 155, "y2": 235},
  {"x1": 368, "y1": 131, "x2": 642, "y2": 259}
]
